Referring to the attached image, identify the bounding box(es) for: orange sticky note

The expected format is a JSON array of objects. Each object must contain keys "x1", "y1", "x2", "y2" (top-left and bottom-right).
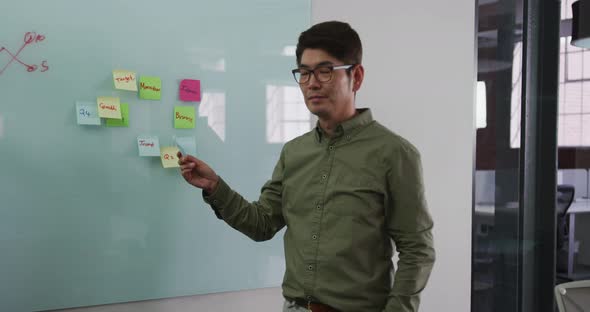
[{"x1": 97, "y1": 96, "x2": 122, "y2": 119}]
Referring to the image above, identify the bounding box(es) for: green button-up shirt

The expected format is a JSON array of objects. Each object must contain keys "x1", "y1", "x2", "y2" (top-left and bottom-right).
[{"x1": 204, "y1": 109, "x2": 435, "y2": 312}]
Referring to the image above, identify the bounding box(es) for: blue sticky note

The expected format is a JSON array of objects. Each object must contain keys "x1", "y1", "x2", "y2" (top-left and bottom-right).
[
  {"x1": 174, "y1": 136, "x2": 196, "y2": 156},
  {"x1": 137, "y1": 135, "x2": 161, "y2": 157},
  {"x1": 76, "y1": 101, "x2": 101, "y2": 125}
]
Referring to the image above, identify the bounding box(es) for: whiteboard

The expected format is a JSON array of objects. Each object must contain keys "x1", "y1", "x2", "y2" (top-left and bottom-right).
[{"x1": 0, "y1": 0, "x2": 310, "y2": 311}]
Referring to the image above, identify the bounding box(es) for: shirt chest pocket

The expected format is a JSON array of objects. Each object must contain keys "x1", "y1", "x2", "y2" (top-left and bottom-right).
[{"x1": 328, "y1": 173, "x2": 385, "y2": 217}]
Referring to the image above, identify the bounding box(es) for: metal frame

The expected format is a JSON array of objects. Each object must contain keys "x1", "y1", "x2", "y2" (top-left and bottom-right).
[{"x1": 519, "y1": 0, "x2": 561, "y2": 311}]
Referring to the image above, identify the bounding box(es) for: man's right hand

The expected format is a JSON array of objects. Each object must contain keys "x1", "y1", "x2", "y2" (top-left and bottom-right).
[{"x1": 177, "y1": 152, "x2": 220, "y2": 194}]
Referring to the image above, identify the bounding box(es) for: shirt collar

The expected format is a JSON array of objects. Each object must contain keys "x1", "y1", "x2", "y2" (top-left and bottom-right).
[{"x1": 314, "y1": 108, "x2": 373, "y2": 142}]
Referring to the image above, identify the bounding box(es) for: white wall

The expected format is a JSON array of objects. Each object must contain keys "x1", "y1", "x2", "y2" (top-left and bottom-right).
[
  {"x1": 55, "y1": 1, "x2": 475, "y2": 311},
  {"x1": 311, "y1": 1, "x2": 475, "y2": 312}
]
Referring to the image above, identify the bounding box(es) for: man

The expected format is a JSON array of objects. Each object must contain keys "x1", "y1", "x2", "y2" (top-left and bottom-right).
[{"x1": 178, "y1": 21, "x2": 435, "y2": 312}]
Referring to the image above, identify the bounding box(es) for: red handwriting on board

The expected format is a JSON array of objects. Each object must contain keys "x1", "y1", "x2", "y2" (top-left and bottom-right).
[
  {"x1": 115, "y1": 74, "x2": 135, "y2": 83},
  {"x1": 140, "y1": 82, "x2": 160, "y2": 92},
  {"x1": 175, "y1": 112, "x2": 193, "y2": 123},
  {"x1": 139, "y1": 140, "x2": 154, "y2": 147},
  {"x1": 181, "y1": 85, "x2": 197, "y2": 94},
  {"x1": 99, "y1": 103, "x2": 117, "y2": 111},
  {"x1": 0, "y1": 32, "x2": 49, "y2": 75},
  {"x1": 163, "y1": 154, "x2": 176, "y2": 160}
]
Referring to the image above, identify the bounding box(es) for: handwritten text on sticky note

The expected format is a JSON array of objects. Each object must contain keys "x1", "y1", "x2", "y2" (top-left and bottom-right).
[
  {"x1": 113, "y1": 70, "x2": 138, "y2": 91},
  {"x1": 137, "y1": 136, "x2": 160, "y2": 156},
  {"x1": 97, "y1": 96, "x2": 122, "y2": 119},
  {"x1": 106, "y1": 103, "x2": 129, "y2": 127},
  {"x1": 174, "y1": 106, "x2": 195, "y2": 129},
  {"x1": 160, "y1": 146, "x2": 180, "y2": 168},
  {"x1": 139, "y1": 76, "x2": 162, "y2": 100},
  {"x1": 76, "y1": 101, "x2": 101, "y2": 125},
  {"x1": 179, "y1": 79, "x2": 201, "y2": 102}
]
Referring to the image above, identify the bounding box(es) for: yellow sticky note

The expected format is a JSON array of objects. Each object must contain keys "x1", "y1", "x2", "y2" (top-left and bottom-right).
[
  {"x1": 113, "y1": 70, "x2": 138, "y2": 91},
  {"x1": 160, "y1": 146, "x2": 180, "y2": 168},
  {"x1": 97, "y1": 96, "x2": 122, "y2": 119}
]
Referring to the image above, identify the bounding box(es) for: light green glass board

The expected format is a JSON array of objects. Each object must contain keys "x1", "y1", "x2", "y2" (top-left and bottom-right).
[{"x1": 0, "y1": 0, "x2": 310, "y2": 311}]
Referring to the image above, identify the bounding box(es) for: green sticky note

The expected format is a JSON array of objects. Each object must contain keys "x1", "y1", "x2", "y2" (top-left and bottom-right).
[
  {"x1": 174, "y1": 106, "x2": 195, "y2": 129},
  {"x1": 139, "y1": 76, "x2": 161, "y2": 100},
  {"x1": 106, "y1": 103, "x2": 130, "y2": 127}
]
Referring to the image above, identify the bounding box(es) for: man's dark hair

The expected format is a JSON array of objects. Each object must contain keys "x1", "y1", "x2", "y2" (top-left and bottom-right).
[{"x1": 296, "y1": 21, "x2": 362, "y2": 66}]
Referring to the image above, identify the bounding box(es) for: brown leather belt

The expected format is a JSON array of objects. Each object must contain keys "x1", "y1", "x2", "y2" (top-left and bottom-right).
[{"x1": 289, "y1": 297, "x2": 340, "y2": 312}]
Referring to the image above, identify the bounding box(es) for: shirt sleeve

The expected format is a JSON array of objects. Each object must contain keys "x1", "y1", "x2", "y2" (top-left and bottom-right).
[
  {"x1": 384, "y1": 144, "x2": 436, "y2": 312},
  {"x1": 202, "y1": 148, "x2": 286, "y2": 242}
]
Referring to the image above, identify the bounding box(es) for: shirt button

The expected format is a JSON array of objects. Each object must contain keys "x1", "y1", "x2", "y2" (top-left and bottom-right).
[
  {"x1": 321, "y1": 174, "x2": 327, "y2": 179},
  {"x1": 312, "y1": 234, "x2": 317, "y2": 240},
  {"x1": 307, "y1": 295, "x2": 312, "y2": 300},
  {"x1": 213, "y1": 200, "x2": 218, "y2": 204},
  {"x1": 308, "y1": 265, "x2": 314, "y2": 271},
  {"x1": 329, "y1": 145, "x2": 334, "y2": 151},
  {"x1": 316, "y1": 205, "x2": 321, "y2": 210}
]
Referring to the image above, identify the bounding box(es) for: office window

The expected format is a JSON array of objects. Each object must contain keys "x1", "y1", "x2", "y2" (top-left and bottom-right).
[
  {"x1": 559, "y1": 37, "x2": 590, "y2": 147},
  {"x1": 510, "y1": 37, "x2": 590, "y2": 148},
  {"x1": 510, "y1": 1, "x2": 588, "y2": 148},
  {"x1": 560, "y1": 0, "x2": 574, "y2": 20}
]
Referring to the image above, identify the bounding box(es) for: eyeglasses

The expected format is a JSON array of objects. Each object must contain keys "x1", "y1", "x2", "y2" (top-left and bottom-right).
[{"x1": 291, "y1": 64, "x2": 355, "y2": 84}]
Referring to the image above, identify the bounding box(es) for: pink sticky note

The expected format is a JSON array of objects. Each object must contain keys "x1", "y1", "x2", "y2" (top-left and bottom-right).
[{"x1": 179, "y1": 79, "x2": 201, "y2": 102}]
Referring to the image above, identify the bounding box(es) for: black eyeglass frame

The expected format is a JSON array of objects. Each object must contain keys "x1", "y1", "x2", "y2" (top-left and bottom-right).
[{"x1": 291, "y1": 64, "x2": 356, "y2": 84}]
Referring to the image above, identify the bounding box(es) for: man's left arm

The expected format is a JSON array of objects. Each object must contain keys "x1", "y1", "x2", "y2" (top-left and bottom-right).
[{"x1": 384, "y1": 145, "x2": 435, "y2": 312}]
